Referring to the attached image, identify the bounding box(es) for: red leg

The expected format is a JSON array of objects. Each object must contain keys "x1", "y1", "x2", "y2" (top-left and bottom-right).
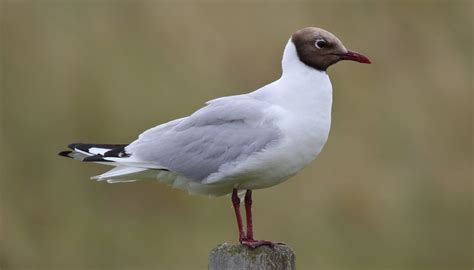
[
  {"x1": 241, "y1": 189, "x2": 280, "y2": 249},
  {"x1": 231, "y1": 189, "x2": 246, "y2": 242},
  {"x1": 244, "y1": 190, "x2": 254, "y2": 240}
]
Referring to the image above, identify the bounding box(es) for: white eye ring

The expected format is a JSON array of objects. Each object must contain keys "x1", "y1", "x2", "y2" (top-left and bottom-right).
[{"x1": 315, "y1": 39, "x2": 328, "y2": 49}]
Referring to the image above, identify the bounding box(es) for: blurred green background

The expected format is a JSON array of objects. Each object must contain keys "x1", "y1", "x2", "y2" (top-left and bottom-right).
[{"x1": 1, "y1": 1, "x2": 472, "y2": 270}]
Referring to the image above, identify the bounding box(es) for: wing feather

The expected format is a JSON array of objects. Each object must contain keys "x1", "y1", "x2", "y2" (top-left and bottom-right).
[{"x1": 126, "y1": 96, "x2": 281, "y2": 182}]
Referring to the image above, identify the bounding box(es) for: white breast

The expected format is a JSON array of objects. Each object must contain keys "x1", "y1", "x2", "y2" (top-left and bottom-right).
[{"x1": 243, "y1": 81, "x2": 332, "y2": 189}]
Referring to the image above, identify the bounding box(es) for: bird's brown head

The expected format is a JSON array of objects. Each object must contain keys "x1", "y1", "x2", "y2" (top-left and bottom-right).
[{"x1": 291, "y1": 27, "x2": 371, "y2": 71}]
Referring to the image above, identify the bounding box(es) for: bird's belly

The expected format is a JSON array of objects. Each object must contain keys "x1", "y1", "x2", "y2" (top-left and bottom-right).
[{"x1": 244, "y1": 136, "x2": 328, "y2": 189}]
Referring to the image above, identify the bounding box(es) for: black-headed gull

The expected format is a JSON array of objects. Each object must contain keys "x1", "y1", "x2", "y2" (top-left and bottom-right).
[{"x1": 59, "y1": 27, "x2": 371, "y2": 248}]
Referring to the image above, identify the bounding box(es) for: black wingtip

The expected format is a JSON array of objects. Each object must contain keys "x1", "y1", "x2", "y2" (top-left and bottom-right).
[
  {"x1": 103, "y1": 146, "x2": 130, "y2": 158},
  {"x1": 67, "y1": 143, "x2": 128, "y2": 152},
  {"x1": 83, "y1": 155, "x2": 112, "y2": 162},
  {"x1": 58, "y1": 150, "x2": 73, "y2": 158}
]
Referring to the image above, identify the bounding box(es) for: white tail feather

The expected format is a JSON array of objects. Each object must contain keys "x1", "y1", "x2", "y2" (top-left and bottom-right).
[{"x1": 92, "y1": 166, "x2": 161, "y2": 183}]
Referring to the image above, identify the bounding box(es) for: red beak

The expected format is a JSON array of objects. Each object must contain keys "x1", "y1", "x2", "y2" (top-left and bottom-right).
[{"x1": 337, "y1": 50, "x2": 371, "y2": 64}]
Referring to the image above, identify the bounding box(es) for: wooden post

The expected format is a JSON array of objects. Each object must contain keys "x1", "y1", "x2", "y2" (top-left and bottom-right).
[{"x1": 208, "y1": 243, "x2": 296, "y2": 270}]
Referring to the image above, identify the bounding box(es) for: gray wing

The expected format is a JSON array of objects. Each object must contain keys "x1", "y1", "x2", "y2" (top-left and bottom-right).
[{"x1": 126, "y1": 96, "x2": 281, "y2": 181}]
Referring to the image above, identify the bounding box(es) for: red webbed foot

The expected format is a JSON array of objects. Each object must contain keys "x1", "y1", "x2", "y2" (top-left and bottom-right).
[{"x1": 240, "y1": 238, "x2": 285, "y2": 249}]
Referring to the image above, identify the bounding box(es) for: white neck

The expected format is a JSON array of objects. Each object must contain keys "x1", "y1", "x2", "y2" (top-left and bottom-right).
[
  {"x1": 276, "y1": 40, "x2": 332, "y2": 105},
  {"x1": 281, "y1": 38, "x2": 325, "y2": 79},
  {"x1": 251, "y1": 39, "x2": 333, "y2": 128},
  {"x1": 251, "y1": 39, "x2": 332, "y2": 111}
]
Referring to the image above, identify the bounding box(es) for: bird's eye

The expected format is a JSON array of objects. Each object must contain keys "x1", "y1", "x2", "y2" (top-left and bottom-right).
[{"x1": 315, "y1": 39, "x2": 328, "y2": 49}]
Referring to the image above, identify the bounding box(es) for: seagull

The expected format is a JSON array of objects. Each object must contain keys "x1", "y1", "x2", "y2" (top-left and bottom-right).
[{"x1": 59, "y1": 27, "x2": 371, "y2": 248}]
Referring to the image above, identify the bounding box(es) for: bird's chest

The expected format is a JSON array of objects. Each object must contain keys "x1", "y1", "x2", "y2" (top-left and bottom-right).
[
  {"x1": 275, "y1": 109, "x2": 331, "y2": 171},
  {"x1": 239, "y1": 99, "x2": 332, "y2": 190},
  {"x1": 275, "y1": 82, "x2": 332, "y2": 163}
]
